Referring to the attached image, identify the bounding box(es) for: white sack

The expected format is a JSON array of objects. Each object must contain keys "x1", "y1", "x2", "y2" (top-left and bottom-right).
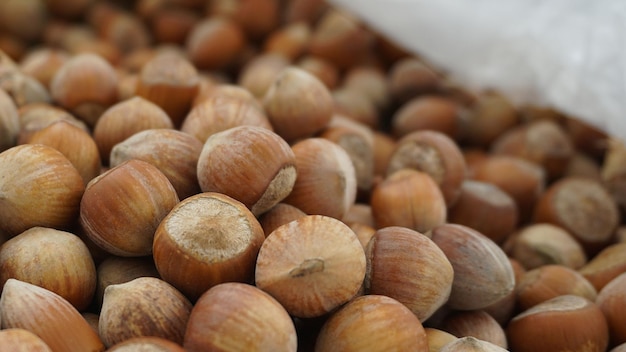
[{"x1": 329, "y1": 0, "x2": 626, "y2": 141}]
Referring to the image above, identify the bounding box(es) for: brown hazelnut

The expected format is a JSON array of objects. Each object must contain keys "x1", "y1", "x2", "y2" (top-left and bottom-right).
[
  {"x1": 80, "y1": 159, "x2": 179, "y2": 257},
  {"x1": 516, "y1": 264, "x2": 597, "y2": 311},
  {"x1": 430, "y1": 224, "x2": 515, "y2": 310},
  {"x1": 506, "y1": 295, "x2": 609, "y2": 352},
  {"x1": 184, "y1": 282, "x2": 297, "y2": 352},
  {"x1": 315, "y1": 295, "x2": 429, "y2": 351},
  {"x1": 197, "y1": 125, "x2": 297, "y2": 216},
  {"x1": 364, "y1": 226, "x2": 454, "y2": 322},
  {"x1": 255, "y1": 215, "x2": 365, "y2": 318},
  {"x1": 263, "y1": 67, "x2": 334, "y2": 142},
  {"x1": 371, "y1": 169, "x2": 446, "y2": 233},
  {"x1": 153, "y1": 192, "x2": 265, "y2": 301}
]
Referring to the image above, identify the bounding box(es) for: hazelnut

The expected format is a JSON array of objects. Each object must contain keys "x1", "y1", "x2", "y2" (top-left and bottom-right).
[
  {"x1": 107, "y1": 337, "x2": 185, "y2": 352},
  {"x1": 110, "y1": 128, "x2": 202, "y2": 200},
  {"x1": 255, "y1": 215, "x2": 366, "y2": 318},
  {"x1": 181, "y1": 94, "x2": 271, "y2": 143},
  {"x1": 50, "y1": 53, "x2": 118, "y2": 127},
  {"x1": 364, "y1": 226, "x2": 453, "y2": 322},
  {"x1": 184, "y1": 282, "x2": 297, "y2": 352},
  {"x1": 386, "y1": 130, "x2": 467, "y2": 207},
  {"x1": 99, "y1": 277, "x2": 192, "y2": 347},
  {"x1": 315, "y1": 295, "x2": 429, "y2": 351},
  {"x1": 516, "y1": 265, "x2": 597, "y2": 311},
  {"x1": 186, "y1": 17, "x2": 246, "y2": 70},
  {"x1": 153, "y1": 192, "x2": 265, "y2": 301},
  {"x1": 263, "y1": 67, "x2": 334, "y2": 142},
  {"x1": 283, "y1": 138, "x2": 357, "y2": 219},
  {"x1": 94, "y1": 256, "x2": 160, "y2": 310},
  {"x1": 0, "y1": 279, "x2": 105, "y2": 352},
  {"x1": 93, "y1": 96, "x2": 174, "y2": 165},
  {"x1": 391, "y1": 95, "x2": 460, "y2": 139},
  {"x1": 197, "y1": 125, "x2": 297, "y2": 216},
  {"x1": 387, "y1": 58, "x2": 441, "y2": 104},
  {"x1": 0, "y1": 328, "x2": 52, "y2": 351},
  {"x1": 307, "y1": 9, "x2": 372, "y2": 69},
  {"x1": 579, "y1": 242, "x2": 626, "y2": 292},
  {"x1": 506, "y1": 295, "x2": 609, "y2": 352},
  {"x1": 447, "y1": 180, "x2": 518, "y2": 244},
  {"x1": 442, "y1": 310, "x2": 508, "y2": 349},
  {"x1": 28, "y1": 119, "x2": 101, "y2": 184},
  {"x1": 461, "y1": 91, "x2": 519, "y2": 148},
  {"x1": 258, "y1": 203, "x2": 307, "y2": 237},
  {"x1": 0, "y1": 227, "x2": 97, "y2": 311},
  {"x1": 472, "y1": 155, "x2": 545, "y2": 223},
  {"x1": 0, "y1": 144, "x2": 84, "y2": 238},
  {"x1": 534, "y1": 177, "x2": 620, "y2": 255},
  {"x1": 491, "y1": 119, "x2": 574, "y2": 180},
  {"x1": 80, "y1": 159, "x2": 179, "y2": 257},
  {"x1": 596, "y1": 272, "x2": 626, "y2": 346},
  {"x1": 264, "y1": 21, "x2": 312, "y2": 61},
  {"x1": 136, "y1": 51, "x2": 199, "y2": 127},
  {"x1": 430, "y1": 224, "x2": 515, "y2": 310},
  {"x1": 0, "y1": 88, "x2": 20, "y2": 151},
  {"x1": 508, "y1": 223, "x2": 587, "y2": 270},
  {"x1": 371, "y1": 169, "x2": 446, "y2": 233}
]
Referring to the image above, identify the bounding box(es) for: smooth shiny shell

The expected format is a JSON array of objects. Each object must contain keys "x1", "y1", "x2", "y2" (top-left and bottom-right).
[
  {"x1": 184, "y1": 283, "x2": 297, "y2": 352},
  {"x1": 80, "y1": 159, "x2": 179, "y2": 257},
  {"x1": 0, "y1": 279, "x2": 105, "y2": 352},
  {"x1": 99, "y1": 277, "x2": 192, "y2": 348},
  {"x1": 255, "y1": 215, "x2": 366, "y2": 318},
  {"x1": 430, "y1": 224, "x2": 515, "y2": 310},
  {"x1": 0, "y1": 144, "x2": 84, "y2": 238},
  {"x1": 0, "y1": 227, "x2": 97, "y2": 311},
  {"x1": 364, "y1": 226, "x2": 453, "y2": 322},
  {"x1": 315, "y1": 295, "x2": 429, "y2": 352}
]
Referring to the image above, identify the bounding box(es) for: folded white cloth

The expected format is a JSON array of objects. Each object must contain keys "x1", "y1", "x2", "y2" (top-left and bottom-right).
[{"x1": 330, "y1": 0, "x2": 626, "y2": 141}]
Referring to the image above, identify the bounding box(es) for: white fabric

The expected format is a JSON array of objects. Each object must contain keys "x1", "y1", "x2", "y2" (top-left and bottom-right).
[{"x1": 329, "y1": 0, "x2": 626, "y2": 141}]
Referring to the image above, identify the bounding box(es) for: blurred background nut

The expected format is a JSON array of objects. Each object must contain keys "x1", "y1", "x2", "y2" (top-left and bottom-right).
[
  {"x1": 50, "y1": 53, "x2": 118, "y2": 127},
  {"x1": 263, "y1": 66, "x2": 334, "y2": 142}
]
